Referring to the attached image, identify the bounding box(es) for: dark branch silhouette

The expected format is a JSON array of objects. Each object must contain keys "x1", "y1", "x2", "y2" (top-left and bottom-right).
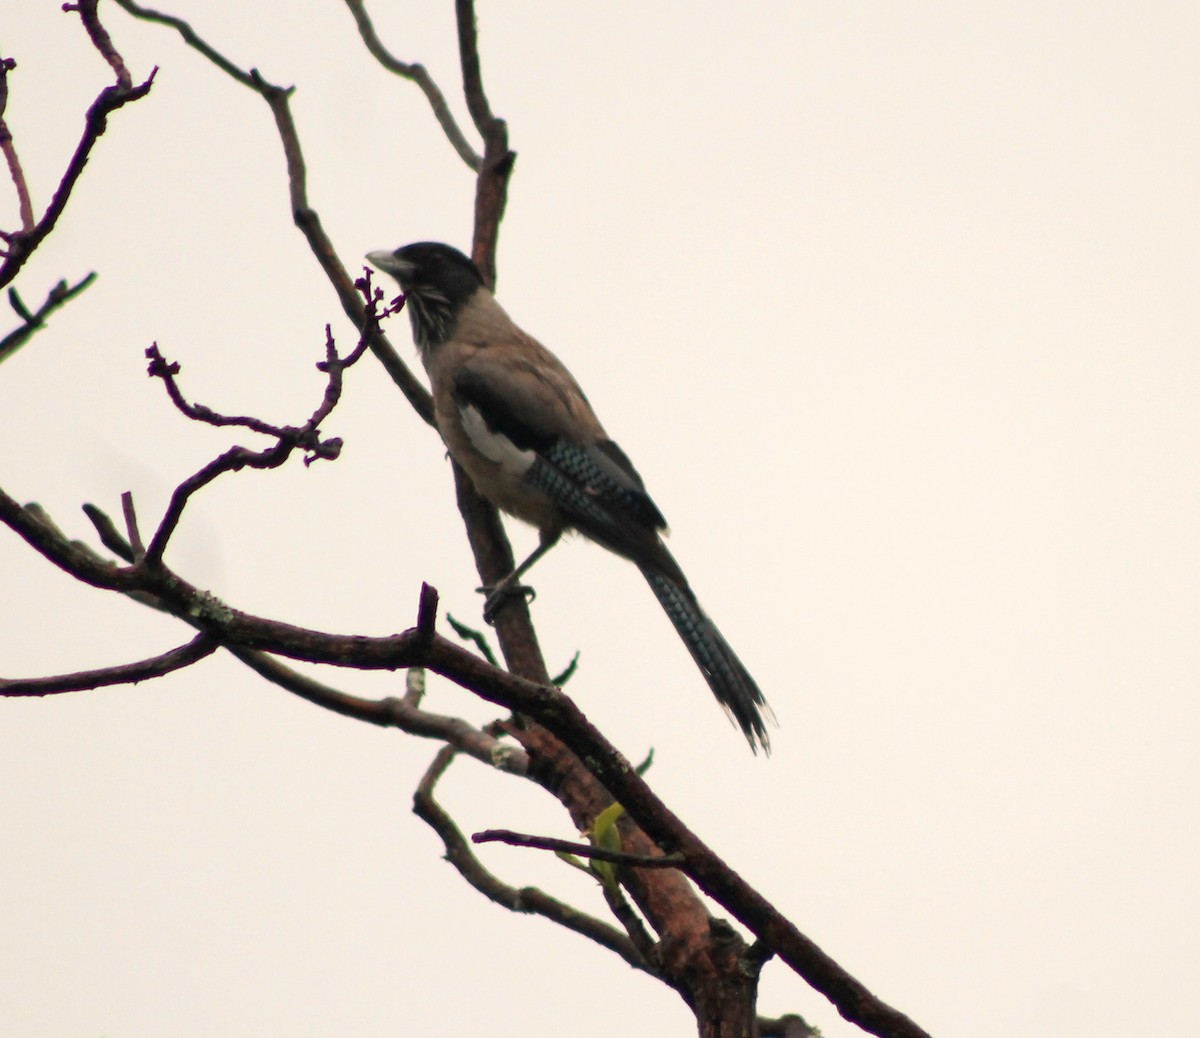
[
  {"x1": 414, "y1": 746, "x2": 659, "y2": 978},
  {"x1": 472, "y1": 827, "x2": 687, "y2": 869},
  {"x1": 0, "y1": 56, "x2": 34, "y2": 235},
  {"x1": 0, "y1": 1, "x2": 155, "y2": 286},
  {"x1": 0, "y1": 634, "x2": 217, "y2": 696},
  {"x1": 113, "y1": 0, "x2": 435, "y2": 426},
  {"x1": 0, "y1": 6, "x2": 935, "y2": 1038},
  {"x1": 0, "y1": 478, "x2": 931, "y2": 1038},
  {"x1": 139, "y1": 325, "x2": 363, "y2": 565},
  {"x1": 0, "y1": 273, "x2": 97, "y2": 363},
  {"x1": 344, "y1": 0, "x2": 482, "y2": 171}
]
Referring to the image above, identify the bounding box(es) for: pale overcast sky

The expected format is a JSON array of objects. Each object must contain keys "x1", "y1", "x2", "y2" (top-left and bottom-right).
[{"x1": 3, "y1": 3, "x2": 1198, "y2": 1037}]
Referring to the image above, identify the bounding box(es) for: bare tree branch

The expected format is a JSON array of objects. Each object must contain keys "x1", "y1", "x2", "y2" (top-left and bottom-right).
[
  {"x1": 140, "y1": 331, "x2": 356, "y2": 565},
  {"x1": 111, "y1": 0, "x2": 435, "y2": 426},
  {"x1": 472, "y1": 828, "x2": 685, "y2": 870},
  {"x1": 81, "y1": 501, "x2": 134, "y2": 562},
  {"x1": 600, "y1": 880, "x2": 662, "y2": 978},
  {"x1": 111, "y1": 0, "x2": 256, "y2": 86},
  {"x1": 0, "y1": 3, "x2": 154, "y2": 285},
  {"x1": 42, "y1": 504, "x2": 526, "y2": 772},
  {"x1": 453, "y1": 0, "x2": 513, "y2": 290},
  {"x1": 120, "y1": 491, "x2": 145, "y2": 561},
  {"x1": 0, "y1": 273, "x2": 97, "y2": 364},
  {"x1": 227, "y1": 643, "x2": 528, "y2": 775},
  {"x1": 68, "y1": 0, "x2": 132, "y2": 88},
  {"x1": 414, "y1": 746, "x2": 660, "y2": 978},
  {"x1": 344, "y1": 0, "x2": 482, "y2": 172},
  {"x1": 0, "y1": 56, "x2": 34, "y2": 235},
  {"x1": 0, "y1": 483, "x2": 931, "y2": 1038},
  {"x1": 0, "y1": 633, "x2": 217, "y2": 696},
  {"x1": 454, "y1": 0, "x2": 496, "y2": 138}
]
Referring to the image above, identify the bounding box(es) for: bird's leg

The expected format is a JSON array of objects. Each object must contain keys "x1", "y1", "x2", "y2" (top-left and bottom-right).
[{"x1": 479, "y1": 530, "x2": 561, "y2": 623}]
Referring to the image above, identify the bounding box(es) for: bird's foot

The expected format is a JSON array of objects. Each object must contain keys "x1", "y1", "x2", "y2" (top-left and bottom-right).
[{"x1": 478, "y1": 580, "x2": 537, "y2": 624}]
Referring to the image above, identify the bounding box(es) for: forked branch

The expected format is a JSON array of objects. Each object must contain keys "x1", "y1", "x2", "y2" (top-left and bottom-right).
[
  {"x1": 113, "y1": 0, "x2": 435, "y2": 425},
  {"x1": 0, "y1": 273, "x2": 97, "y2": 364},
  {"x1": 0, "y1": 1, "x2": 155, "y2": 286},
  {"x1": 344, "y1": 0, "x2": 482, "y2": 171},
  {"x1": 414, "y1": 746, "x2": 661, "y2": 978}
]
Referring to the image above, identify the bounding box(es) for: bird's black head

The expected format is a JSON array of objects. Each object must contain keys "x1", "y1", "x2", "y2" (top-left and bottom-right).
[{"x1": 367, "y1": 242, "x2": 484, "y2": 354}]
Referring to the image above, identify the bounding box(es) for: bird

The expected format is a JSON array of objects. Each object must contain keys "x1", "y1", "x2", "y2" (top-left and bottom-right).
[{"x1": 367, "y1": 242, "x2": 773, "y2": 752}]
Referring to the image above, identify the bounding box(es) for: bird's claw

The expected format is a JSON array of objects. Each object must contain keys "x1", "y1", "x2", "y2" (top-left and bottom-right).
[{"x1": 478, "y1": 581, "x2": 537, "y2": 624}]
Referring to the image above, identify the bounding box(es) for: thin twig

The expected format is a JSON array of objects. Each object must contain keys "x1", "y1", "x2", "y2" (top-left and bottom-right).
[
  {"x1": 144, "y1": 314, "x2": 376, "y2": 467},
  {"x1": 0, "y1": 273, "x2": 96, "y2": 363},
  {"x1": 81, "y1": 502, "x2": 135, "y2": 562},
  {"x1": 343, "y1": 0, "x2": 482, "y2": 171},
  {"x1": 20, "y1": 504, "x2": 115, "y2": 572},
  {"x1": 414, "y1": 746, "x2": 657, "y2": 977},
  {"x1": 139, "y1": 321, "x2": 367, "y2": 564},
  {"x1": 601, "y1": 882, "x2": 661, "y2": 973},
  {"x1": 68, "y1": 0, "x2": 132, "y2": 88},
  {"x1": 227, "y1": 645, "x2": 528, "y2": 774},
  {"x1": 145, "y1": 438, "x2": 297, "y2": 566},
  {"x1": 454, "y1": 0, "x2": 495, "y2": 137},
  {"x1": 472, "y1": 828, "x2": 685, "y2": 870},
  {"x1": 0, "y1": 633, "x2": 216, "y2": 696},
  {"x1": 0, "y1": 56, "x2": 34, "y2": 235},
  {"x1": 120, "y1": 491, "x2": 145, "y2": 561},
  {"x1": 0, "y1": 5, "x2": 154, "y2": 285},
  {"x1": 455, "y1": 0, "x2": 513, "y2": 290},
  {"x1": 111, "y1": 0, "x2": 435, "y2": 425},
  {"x1": 110, "y1": 0, "x2": 256, "y2": 86}
]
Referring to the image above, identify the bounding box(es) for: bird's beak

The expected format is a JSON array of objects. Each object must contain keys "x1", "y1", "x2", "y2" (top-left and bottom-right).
[{"x1": 366, "y1": 250, "x2": 414, "y2": 283}]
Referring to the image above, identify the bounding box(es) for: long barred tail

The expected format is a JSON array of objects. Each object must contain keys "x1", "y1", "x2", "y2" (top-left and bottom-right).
[{"x1": 641, "y1": 566, "x2": 773, "y2": 754}]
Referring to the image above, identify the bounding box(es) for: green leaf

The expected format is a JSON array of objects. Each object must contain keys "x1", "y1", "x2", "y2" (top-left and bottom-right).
[
  {"x1": 555, "y1": 850, "x2": 593, "y2": 876},
  {"x1": 551, "y1": 650, "x2": 581, "y2": 686},
  {"x1": 592, "y1": 801, "x2": 624, "y2": 853}
]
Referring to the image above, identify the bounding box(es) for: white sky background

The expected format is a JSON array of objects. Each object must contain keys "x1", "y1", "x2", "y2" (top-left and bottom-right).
[{"x1": 2, "y1": 2, "x2": 1198, "y2": 1036}]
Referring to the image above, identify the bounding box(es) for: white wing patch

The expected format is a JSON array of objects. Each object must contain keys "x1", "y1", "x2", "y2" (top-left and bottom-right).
[{"x1": 459, "y1": 402, "x2": 536, "y2": 476}]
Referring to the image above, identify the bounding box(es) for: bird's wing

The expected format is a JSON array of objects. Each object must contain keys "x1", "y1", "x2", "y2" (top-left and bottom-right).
[
  {"x1": 454, "y1": 352, "x2": 587, "y2": 451},
  {"x1": 453, "y1": 351, "x2": 669, "y2": 540}
]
